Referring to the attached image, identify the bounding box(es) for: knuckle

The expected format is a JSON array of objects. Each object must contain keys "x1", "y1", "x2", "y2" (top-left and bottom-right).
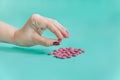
[
  {"x1": 48, "y1": 18, "x2": 57, "y2": 23},
  {"x1": 30, "y1": 14, "x2": 41, "y2": 22},
  {"x1": 31, "y1": 14, "x2": 40, "y2": 18},
  {"x1": 52, "y1": 29, "x2": 57, "y2": 34}
]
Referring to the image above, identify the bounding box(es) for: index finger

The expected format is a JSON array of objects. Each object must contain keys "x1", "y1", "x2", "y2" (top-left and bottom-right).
[{"x1": 46, "y1": 23, "x2": 64, "y2": 39}]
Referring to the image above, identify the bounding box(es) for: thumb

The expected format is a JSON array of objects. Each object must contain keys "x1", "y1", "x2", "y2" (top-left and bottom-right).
[{"x1": 35, "y1": 35, "x2": 60, "y2": 47}]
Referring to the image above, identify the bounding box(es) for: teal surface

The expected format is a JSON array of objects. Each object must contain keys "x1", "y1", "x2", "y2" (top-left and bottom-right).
[{"x1": 0, "y1": 0, "x2": 120, "y2": 80}]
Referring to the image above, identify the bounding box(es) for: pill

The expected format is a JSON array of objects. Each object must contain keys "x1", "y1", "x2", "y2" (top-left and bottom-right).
[
  {"x1": 72, "y1": 54, "x2": 78, "y2": 56},
  {"x1": 61, "y1": 56, "x2": 66, "y2": 59},
  {"x1": 74, "y1": 49, "x2": 79, "y2": 52},
  {"x1": 48, "y1": 52, "x2": 54, "y2": 55},
  {"x1": 81, "y1": 50, "x2": 85, "y2": 53},
  {"x1": 67, "y1": 55, "x2": 72, "y2": 58},
  {"x1": 54, "y1": 52, "x2": 57, "y2": 54},
  {"x1": 67, "y1": 54, "x2": 72, "y2": 58}
]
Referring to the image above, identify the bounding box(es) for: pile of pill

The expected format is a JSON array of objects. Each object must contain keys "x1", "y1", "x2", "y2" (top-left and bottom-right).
[
  {"x1": 49, "y1": 47, "x2": 85, "y2": 59},
  {"x1": 49, "y1": 39, "x2": 85, "y2": 59}
]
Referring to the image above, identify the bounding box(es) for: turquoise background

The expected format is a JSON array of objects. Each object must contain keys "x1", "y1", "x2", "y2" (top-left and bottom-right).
[{"x1": 0, "y1": 0, "x2": 120, "y2": 80}]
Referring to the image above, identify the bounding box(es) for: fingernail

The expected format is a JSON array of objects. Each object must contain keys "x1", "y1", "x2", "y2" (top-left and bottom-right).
[
  {"x1": 66, "y1": 31, "x2": 70, "y2": 37},
  {"x1": 53, "y1": 42, "x2": 60, "y2": 45}
]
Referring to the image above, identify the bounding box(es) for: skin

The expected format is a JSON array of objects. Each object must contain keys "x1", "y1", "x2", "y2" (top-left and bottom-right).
[{"x1": 0, "y1": 14, "x2": 69, "y2": 47}]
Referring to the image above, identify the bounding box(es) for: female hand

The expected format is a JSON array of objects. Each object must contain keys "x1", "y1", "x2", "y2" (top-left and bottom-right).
[{"x1": 13, "y1": 14, "x2": 69, "y2": 47}]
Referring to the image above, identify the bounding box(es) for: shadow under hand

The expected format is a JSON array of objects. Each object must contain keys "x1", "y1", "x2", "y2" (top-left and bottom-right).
[{"x1": 0, "y1": 46, "x2": 50, "y2": 55}]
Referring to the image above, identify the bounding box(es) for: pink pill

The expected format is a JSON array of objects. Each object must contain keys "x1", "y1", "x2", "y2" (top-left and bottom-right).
[
  {"x1": 63, "y1": 50, "x2": 66, "y2": 53},
  {"x1": 78, "y1": 48, "x2": 85, "y2": 52},
  {"x1": 59, "y1": 50, "x2": 62, "y2": 52},
  {"x1": 65, "y1": 49, "x2": 69, "y2": 51},
  {"x1": 61, "y1": 56, "x2": 66, "y2": 59},
  {"x1": 72, "y1": 54, "x2": 78, "y2": 56},
  {"x1": 70, "y1": 50, "x2": 75, "y2": 54},
  {"x1": 81, "y1": 50, "x2": 85, "y2": 53},
  {"x1": 63, "y1": 53, "x2": 66, "y2": 56},
  {"x1": 67, "y1": 52, "x2": 70, "y2": 55},
  {"x1": 62, "y1": 53, "x2": 67, "y2": 56},
  {"x1": 53, "y1": 52, "x2": 58, "y2": 55},
  {"x1": 66, "y1": 51, "x2": 71, "y2": 54},
  {"x1": 77, "y1": 48, "x2": 81, "y2": 50},
  {"x1": 56, "y1": 50, "x2": 60, "y2": 52},
  {"x1": 48, "y1": 52, "x2": 54, "y2": 55},
  {"x1": 76, "y1": 50, "x2": 81, "y2": 53},
  {"x1": 72, "y1": 52, "x2": 76, "y2": 54},
  {"x1": 67, "y1": 54, "x2": 72, "y2": 58},
  {"x1": 68, "y1": 56, "x2": 72, "y2": 58},
  {"x1": 55, "y1": 53, "x2": 62, "y2": 57},
  {"x1": 62, "y1": 48, "x2": 66, "y2": 51},
  {"x1": 66, "y1": 51, "x2": 70, "y2": 53},
  {"x1": 74, "y1": 49, "x2": 79, "y2": 51},
  {"x1": 55, "y1": 55, "x2": 61, "y2": 58},
  {"x1": 78, "y1": 52, "x2": 82, "y2": 54}
]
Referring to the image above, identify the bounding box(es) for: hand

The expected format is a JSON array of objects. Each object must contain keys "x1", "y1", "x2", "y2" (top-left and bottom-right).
[{"x1": 13, "y1": 14, "x2": 69, "y2": 47}]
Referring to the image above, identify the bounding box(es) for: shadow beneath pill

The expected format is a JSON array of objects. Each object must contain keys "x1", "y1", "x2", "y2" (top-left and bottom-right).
[{"x1": 0, "y1": 46, "x2": 50, "y2": 55}]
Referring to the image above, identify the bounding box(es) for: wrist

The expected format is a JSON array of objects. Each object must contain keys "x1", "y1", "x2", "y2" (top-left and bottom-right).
[{"x1": 11, "y1": 30, "x2": 20, "y2": 45}]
